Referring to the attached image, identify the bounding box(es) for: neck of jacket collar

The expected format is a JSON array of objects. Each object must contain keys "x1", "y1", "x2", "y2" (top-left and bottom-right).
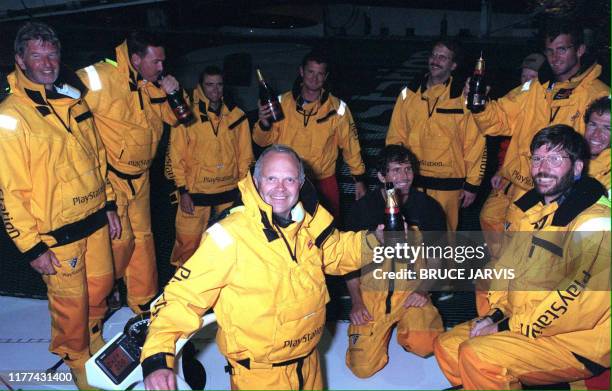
[
  {"x1": 411, "y1": 73, "x2": 460, "y2": 98},
  {"x1": 115, "y1": 41, "x2": 144, "y2": 88},
  {"x1": 514, "y1": 176, "x2": 607, "y2": 226},
  {"x1": 291, "y1": 80, "x2": 330, "y2": 105},
  {"x1": 193, "y1": 84, "x2": 235, "y2": 115},
  {"x1": 9, "y1": 63, "x2": 87, "y2": 106},
  {"x1": 237, "y1": 172, "x2": 321, "y2": 241}
]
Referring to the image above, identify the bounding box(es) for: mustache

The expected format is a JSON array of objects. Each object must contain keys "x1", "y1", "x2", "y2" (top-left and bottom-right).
[{"x1": 535, "y1": 173, "x2": 558, "y2": 180}]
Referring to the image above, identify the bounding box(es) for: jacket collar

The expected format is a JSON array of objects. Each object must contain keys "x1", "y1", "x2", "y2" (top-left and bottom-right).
[
  {"x1": 514, "y1": 176, "x2": 606, "y2": 227},
  {"x1": 115, "y1": 41, "x2": 144, "y2": 91},
  {"x1": 291, "y1": 79, "x2": 330, "y2": 105},
  {"x1": 8, "y1": 63, "x2": 86, "y2": 108},
  {"x1": 549, "y1": 63, "x2": 602, "y2": 91},
  {"x1": 411, "y1": 73, "x2": 462, "y2": 99},
  {"x1": 193, "y1": 84, "x2": 235, "y2": 120},
  {"x1": 238, "y1": 172, "x2": 321, "y2": 242}
]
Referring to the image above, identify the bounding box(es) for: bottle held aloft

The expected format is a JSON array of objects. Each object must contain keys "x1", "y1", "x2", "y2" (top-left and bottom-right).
[
  {"x1": 467, "y1": 53, "x2": 487, "y2": 113},
  {"x1": 162, "y1": 76, "x2": 194, "y2": 125},
  {"x1": 384, "y1": 182, "x2": 403, "y2": 232},
  {"x1": 256, "y1": 68, "x2": 284, "y2": 123}
]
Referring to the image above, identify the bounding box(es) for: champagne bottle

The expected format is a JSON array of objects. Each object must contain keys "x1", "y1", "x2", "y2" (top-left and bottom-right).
[
  {"x1": 467, "y1": 52, "x2": 486, "y2": 113},
  {"x1": 256, "y1": 68, "x2": 284, "y2": 123},
  {"x1": 384, "y1": 182, "x2": 403, "y2": 231},
  {"x1": 162, "y1": 75, "x2": 194, "y2": 125}
]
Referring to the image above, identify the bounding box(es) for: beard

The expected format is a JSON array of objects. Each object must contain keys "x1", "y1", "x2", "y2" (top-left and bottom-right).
[{"x1": 534, "y1": 169, "x2": 575, "y2": 198}]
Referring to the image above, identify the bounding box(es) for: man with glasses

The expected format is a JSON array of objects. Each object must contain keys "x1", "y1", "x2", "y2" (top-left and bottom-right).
[
  {"x1": 387, "y1": 40, "x2": 487, "y2": 231},
  {"x1": 344, "y1": 145, "x2": 445, "y2": 378},
  {"x1": 474, "y1": 22, "x2": 609, "y2": 260},
  {"x1": 434, "y1": 124, "x2": 610, "y2": 389}
]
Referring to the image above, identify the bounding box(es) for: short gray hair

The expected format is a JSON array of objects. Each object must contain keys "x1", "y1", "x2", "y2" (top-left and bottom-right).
[
  {"x1": 14, "y1": 22, "x2": 61, "y2": 57},
  {"x1": 253, "y1": 144, "x2": 305, "y2": 184}
]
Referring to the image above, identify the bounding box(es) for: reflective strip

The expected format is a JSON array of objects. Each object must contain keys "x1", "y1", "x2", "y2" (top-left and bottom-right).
[
  {"x1": 206, "y1": 223, "x2": 233, "y2": 249},
  {"x1": 104, "y1": 58, "x2": 118, "y2": 67},
  {"x1": 337, "y1": 100, "x2": 346, "y2": 116},
  {"x1": 84, "y1": 66, "x2": 102, "y2": 91},
  {"x1": 0, "y1": 114, "x2": 17, "y2": 130},
  {"x1": 521, "y1": 79, "x2": 532, "y2": 91},
  {"x1": 575, "y1": 217, "x2": 611, "y2": 232},
  {"x1": 401, "y1": 87, "x2": 408, "y2": 100},
  {"x1": 597, "y1": 195, "x2": 611, "y2": 208}
]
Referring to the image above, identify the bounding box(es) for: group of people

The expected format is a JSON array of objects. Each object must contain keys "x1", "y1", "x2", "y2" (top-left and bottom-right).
[{"x1": 0, "y1": 16, "x2": 609, "y2": 391}]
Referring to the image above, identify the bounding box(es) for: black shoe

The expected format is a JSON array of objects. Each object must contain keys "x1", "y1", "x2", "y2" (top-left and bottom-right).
[{"x1": 107, "y1": 283, "x2": 122, "y2": 311}]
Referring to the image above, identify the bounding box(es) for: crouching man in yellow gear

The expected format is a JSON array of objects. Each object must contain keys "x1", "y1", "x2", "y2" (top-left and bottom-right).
[{"x1": 434, "y1": 125, "x2": 610, "y2": 389}]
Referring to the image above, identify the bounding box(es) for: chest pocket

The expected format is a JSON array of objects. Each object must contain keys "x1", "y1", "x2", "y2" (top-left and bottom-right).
[
  {"x1": 57, "y1": 139, "x2": 104, "y2": 221},
  {"x1": 513, "y1": 232, "x2": 567, "y2": 290},
  {"x1": 120, "y1": 128, "x2": 155, "y2": 170},
  {"x1": 409, "y1": 106, "x2": 457, "y2": 176},
  {"x1": 266, "y1": 251, "x2": 329, "y2": 362},
  {"x1": 195, "y1": 116, "x2": 244, "y2": 188}
]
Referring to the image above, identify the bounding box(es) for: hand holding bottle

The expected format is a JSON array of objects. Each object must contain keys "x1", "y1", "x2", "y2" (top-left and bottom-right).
[
  {"x1": 159, "y1": 74, "x2": 179, "y2": 94},
  {"x1": 257, "y1": 99, "x2": 272, "y2": 128},
  {"x1": 466, "y1": 53, "x2": 487, "y2": 113},
  {"x1": 256, "y1": 68, "x2": 284, "y2": 124}
]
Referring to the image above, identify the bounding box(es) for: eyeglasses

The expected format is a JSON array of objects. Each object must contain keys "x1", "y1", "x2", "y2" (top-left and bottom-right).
[
  {"x1": 530, "y1": 155, "x2": 570, "y2": 167},
  {"x1": 543, "y1": 45, "x2": 574, "y2": 57}
]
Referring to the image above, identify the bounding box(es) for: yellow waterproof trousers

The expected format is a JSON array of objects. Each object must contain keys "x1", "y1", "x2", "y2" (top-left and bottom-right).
[
  {"x1": 434, "y1": 322, "x2": 593, "y2": 389},
  {"x1": 110, "y1": 171, "x2": 158, "y2": 313},
  {"x1": 227, "y1": 349, "x2": 323, "y2": 390},
  {"x1": 170, "y1": 202, "x2": 233, "y2": 267},
  {"x1": 416, "y1": 188, "x2": 461, "y2": 231},
  {"x1": 43, "y1": 225, "x2": 114, "y2": 370},
  {"x1": 346, "y1": 293, "x2": 443, "y2": 378}
]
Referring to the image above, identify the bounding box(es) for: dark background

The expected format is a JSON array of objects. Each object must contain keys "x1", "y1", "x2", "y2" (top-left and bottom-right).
[{"x1": 0, "y1": 0, "x2": 609, "y2": 325}]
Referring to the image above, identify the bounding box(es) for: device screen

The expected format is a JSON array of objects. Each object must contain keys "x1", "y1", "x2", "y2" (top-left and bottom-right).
[{"x1": 102, "y1": 345, "x2": 134, "y2": 378}]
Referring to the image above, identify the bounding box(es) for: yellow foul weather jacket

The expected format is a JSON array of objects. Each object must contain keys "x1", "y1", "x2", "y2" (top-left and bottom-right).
[
  {"x1": 140, "y1": 173, "x2": 377, "y2": 375},
  {"x1": 253, "y1": 87, "x2": 366, "y2": 181},
  {"x1": 0, "y1": 66, "x2": 114, "y2": 261},
  {"x1": 77, "y1": 41, "x2": 175, "y2": 176},
  {"x1": 168, "y1": 85, "x2": 253, "y2": 202},
  {"x1": 387, "y1": 75, "x2": 486, "y2": 193},
  {"x1": 473, "y1": 63, "x2": 609, "y2": 193},
  {"x1": 487, "y1": 177, "x2": 610, "y2": 368}
]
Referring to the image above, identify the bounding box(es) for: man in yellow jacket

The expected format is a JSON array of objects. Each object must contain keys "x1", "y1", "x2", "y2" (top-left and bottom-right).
[
  {"x1": 476, "y1": 22, "x2": 609, "y2": 245},
  {"x1": 387, "y1": 40, "x2": 486, "y2": 231},
  {"x1": 141, "y1": 145, "x2": 380, "y2": 390},
  {"x1": 583, "y1": 96, "x2": 610, "y2": 196},
  {"x1": 167, "y1": 66, "x2": 253, "y2": 266},
  {"x1": 0, "y1": 22, "x2": 119, "y2": 389},
  {"x1": 78, "y1": 32, "x2": 180, "y2": 313},
  {"x1": 434, "y1": 125, "x2": 610, "y2": 389},
  {"x1": 253, "y1": 50, "x2": 367, "y2": 219}
]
